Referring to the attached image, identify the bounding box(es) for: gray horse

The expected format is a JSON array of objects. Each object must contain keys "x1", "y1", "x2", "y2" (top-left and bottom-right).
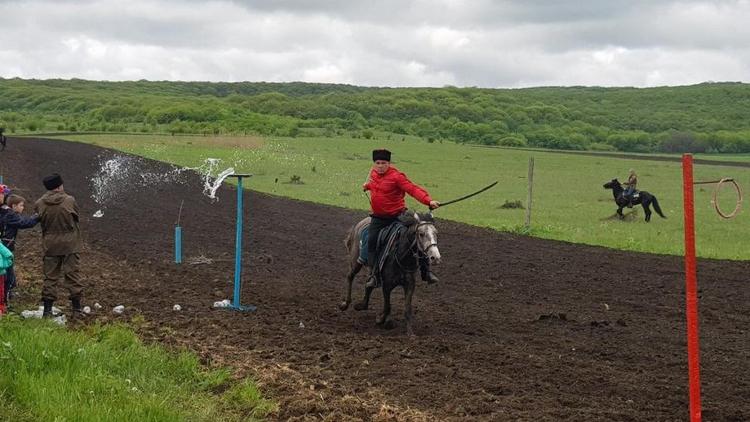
[{"x1": 340, "y1": 211, "x2": 441, "y2": 336}]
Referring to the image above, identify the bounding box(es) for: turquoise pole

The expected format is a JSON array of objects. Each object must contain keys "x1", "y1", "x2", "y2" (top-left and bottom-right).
[
  {"x1": 226, "y1": 174, "x2": 255, "y2": 312},
  {"x1": 175, "y1": 226, "x2": 182, "y2": 264}
]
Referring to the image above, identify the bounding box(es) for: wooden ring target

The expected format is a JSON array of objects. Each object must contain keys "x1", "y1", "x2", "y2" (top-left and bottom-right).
[{"x1": 710, "y1": 178, "x2": 742, "y2": 219}]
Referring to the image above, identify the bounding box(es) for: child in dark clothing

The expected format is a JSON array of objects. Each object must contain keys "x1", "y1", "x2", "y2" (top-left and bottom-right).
[{"x1": 0, "y1": 194, "x2": 39, "y2": 303}]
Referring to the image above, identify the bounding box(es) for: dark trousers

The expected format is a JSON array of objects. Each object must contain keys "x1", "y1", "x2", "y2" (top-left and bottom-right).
[
  {"x1": 42, "y1": 253, "x2": 83, "y2": 302},
  {"x1": 3, "y1": 264, "x2": 15, "y2": 303},
  {"x1": 367, "y1": 215, "x2": 398, "y2": 268}
]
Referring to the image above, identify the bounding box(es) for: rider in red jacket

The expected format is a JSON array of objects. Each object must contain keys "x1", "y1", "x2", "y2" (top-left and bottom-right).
[{"x1": 363, "y1": 149, "x2": 440, "y2": 285}]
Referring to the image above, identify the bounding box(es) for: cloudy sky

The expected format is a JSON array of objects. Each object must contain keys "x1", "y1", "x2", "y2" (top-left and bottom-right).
[{"x1": 0, "y1": 0, "x2": 748, "y2": 88}]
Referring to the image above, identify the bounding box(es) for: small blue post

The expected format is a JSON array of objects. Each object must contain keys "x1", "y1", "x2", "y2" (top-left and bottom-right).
[
  {"x1": 226, "y1": 174, "x2": 255, "y2": 312},
  {"x1": 175, "y1": 226, "x2": 182, "y2": 264}
]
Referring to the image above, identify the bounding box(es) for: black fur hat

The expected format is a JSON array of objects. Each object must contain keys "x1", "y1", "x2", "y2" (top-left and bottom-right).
[
  {"x1": 43, "y1": 173, "x2": 63, "y2": 191},
  {"x1": 372, "y1": 149, "x2": 391, "y2": 162}
]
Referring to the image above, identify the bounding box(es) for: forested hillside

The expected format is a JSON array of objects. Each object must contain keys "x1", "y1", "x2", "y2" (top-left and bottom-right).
[{"x1": 2, "y1": 78, "x2": 750, "y2": 153}]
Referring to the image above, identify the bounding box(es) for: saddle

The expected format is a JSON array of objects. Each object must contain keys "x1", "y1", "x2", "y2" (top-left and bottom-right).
[
  {"x1": 623, "y1": 190, "x2": 640, "y2": 200},
  {"x1": 357, "y1": 212, "x2": 417, "y2": 271}
]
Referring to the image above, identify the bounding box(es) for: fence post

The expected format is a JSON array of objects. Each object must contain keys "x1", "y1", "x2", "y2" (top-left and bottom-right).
[{"x1": 525, "y1": 157, "x2": 534, "y2": 228}]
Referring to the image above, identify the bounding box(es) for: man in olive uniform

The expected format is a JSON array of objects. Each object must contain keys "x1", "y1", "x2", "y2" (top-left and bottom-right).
[{"x1": 34, "y1": 173, "x2": 84, "y2": 317}]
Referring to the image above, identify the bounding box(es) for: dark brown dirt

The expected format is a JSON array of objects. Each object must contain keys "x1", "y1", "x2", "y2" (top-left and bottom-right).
[{"x1": 4, "y1": 137, "x2": 750, "y2": 421}]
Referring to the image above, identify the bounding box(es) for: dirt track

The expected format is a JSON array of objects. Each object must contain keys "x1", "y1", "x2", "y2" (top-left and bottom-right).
[{"x1": 4, "y1": 137, "x2": 750, "y2": 421}]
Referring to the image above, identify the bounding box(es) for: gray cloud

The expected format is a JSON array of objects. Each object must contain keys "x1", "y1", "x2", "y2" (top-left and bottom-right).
[{"x1": 0, "y1": 0, "x2": 748, "y2": 87}]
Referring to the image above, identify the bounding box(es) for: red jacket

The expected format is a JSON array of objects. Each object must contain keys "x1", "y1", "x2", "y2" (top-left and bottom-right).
[{"x1": 364, "y1": 166, "x2": 432, "y2": 217}]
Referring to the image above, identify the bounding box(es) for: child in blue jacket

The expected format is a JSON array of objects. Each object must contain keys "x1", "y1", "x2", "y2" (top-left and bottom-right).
[{"x1": 0, "y1": 194, "x2": 39, "y2": 304}]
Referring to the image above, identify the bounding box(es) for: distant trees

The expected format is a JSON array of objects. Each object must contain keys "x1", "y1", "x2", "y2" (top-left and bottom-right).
[{"x1": 2, "y1": 78, "x2": 750, "y2": 153}]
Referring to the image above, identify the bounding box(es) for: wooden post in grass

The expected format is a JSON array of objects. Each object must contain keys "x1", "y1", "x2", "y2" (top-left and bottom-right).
[{"x1": 525, "y1": 157, "x2": 534, "y2": 228}]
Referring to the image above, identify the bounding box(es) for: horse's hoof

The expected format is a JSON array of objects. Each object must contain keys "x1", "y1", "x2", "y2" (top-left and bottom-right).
[
  {"x1": 375, "y1": 314, "x2": 386, "y2": 325},
  {"x1": 383, "y1": 320, "x2": 396, "y2": 330},
  {"x1": 354, "y1": 302, "x2": 368, "y2": 311},
  {"x1": 338, "y1": 301, "x2": 350, "y2": 311}
]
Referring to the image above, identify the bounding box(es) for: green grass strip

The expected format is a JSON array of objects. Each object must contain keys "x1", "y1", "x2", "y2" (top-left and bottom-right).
[{"x1": 0, "y1": 316, "x2": 276, "y2": 421}]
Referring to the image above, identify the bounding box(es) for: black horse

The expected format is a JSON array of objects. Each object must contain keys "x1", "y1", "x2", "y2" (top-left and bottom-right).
[
  {"x1": 341, "y1": 211, "x2": 440, "y2": 336},
  {"x1": 603, "y1": 178, "x2": 666, "y2": 222}
]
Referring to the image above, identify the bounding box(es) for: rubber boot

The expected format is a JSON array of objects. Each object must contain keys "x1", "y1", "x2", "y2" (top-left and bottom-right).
[
  {"x1": 419, "y1": 256, "x2": 439, "y2": 284},
  {"x1": 42, "y1": 299, "x2": 54, "y2": 318},
  {"x1": 71, "y1": 298, "x2": 87, "y2": 318}
]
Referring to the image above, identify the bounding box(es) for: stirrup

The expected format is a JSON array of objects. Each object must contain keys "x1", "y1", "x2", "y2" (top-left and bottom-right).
[{"x1": 365, "y1": 274, "x2": 380, "y2": 288}]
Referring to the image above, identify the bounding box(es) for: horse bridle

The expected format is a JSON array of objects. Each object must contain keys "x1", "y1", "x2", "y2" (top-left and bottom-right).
[
  {"x1": 392, "y1": 221, "x2": 438, "y2": 270},
  {"x1": 415, "y1": 221, "x2": 438, "y2": 255}
]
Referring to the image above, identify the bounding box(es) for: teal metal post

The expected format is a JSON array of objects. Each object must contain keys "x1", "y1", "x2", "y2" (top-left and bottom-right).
[
  {"x1": 174, "y1": 200, "x2": 184, "y2": 265},
  {"x1": 175, "y1": 226, "x2": 182, "y2": 264},
  {"x1": 226, "y1": 174, "x2": 255, "y2": 312}
]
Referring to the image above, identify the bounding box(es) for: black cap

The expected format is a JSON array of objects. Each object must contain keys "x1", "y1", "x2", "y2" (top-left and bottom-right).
[
  {"x1": 43, "y1": 173, "x2": 63, "y2": 191},
  {"x1": 372, "y1": 149, "x2": 391, "y2": 162}
]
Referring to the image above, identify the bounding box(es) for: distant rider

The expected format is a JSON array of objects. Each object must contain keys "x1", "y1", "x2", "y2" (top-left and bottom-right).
[{"x1": 623, "y1": 168, "x2": 638, "y2": 207}]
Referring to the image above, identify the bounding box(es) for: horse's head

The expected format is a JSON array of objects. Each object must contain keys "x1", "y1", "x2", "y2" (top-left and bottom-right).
[
  {"x1": 414, "y1": 212, "x2": 441, "y2": 264},
  {"x1": 603, "y1": 178, "x2": 621, "y2": 190}
]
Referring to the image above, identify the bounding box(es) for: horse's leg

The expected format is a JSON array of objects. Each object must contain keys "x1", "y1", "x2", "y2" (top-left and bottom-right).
[
  {"x1": 403, "y1": 272, "x2": 417, "y2": 336},
  {"x1": 340, "y1": 261, "x2": 363, "y2": 311},
  {"x1": 617, "y1": 205, "x2": 624, "y2": 219},
  {"x1": 376, "y1": 285, "x2": 393, "y2": 327},
  {"x1": 354, "y1": 282, "x2": 374, "y2": 311},
  {"x1": 643, "y1": 200, "x2": 652, "y2": 222}
]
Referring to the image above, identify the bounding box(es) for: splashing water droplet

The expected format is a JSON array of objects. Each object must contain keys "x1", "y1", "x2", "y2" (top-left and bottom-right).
[{"x1": 205, "y1": 167, "x2": 235, "y2": 200}]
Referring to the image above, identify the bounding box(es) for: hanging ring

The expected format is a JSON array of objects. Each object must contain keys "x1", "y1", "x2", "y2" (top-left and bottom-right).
[{"x1": 710, "y1": 178, "x2": 742, "y2": 219}]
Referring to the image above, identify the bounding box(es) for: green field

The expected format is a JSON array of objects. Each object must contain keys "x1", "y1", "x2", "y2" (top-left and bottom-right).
[{"x1": 48, "y1": 134, "x2": 750, "y2": 260}]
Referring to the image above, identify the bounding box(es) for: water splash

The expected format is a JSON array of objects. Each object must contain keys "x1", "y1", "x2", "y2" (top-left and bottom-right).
[
  {"x1": 89, "y1": 155, "x2": 237, "y2": 215},
  {"x1": 205, "y1": 167, "x2": 235, "y2": 200}
]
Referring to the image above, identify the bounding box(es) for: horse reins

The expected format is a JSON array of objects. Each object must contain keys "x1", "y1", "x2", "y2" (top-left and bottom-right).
[{"x1": 392, "y1": 221, "x2": 436, "y2": 270}]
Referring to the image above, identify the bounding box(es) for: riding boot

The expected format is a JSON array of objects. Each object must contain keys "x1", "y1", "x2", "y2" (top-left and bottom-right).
[
  {"x1": 71, "y1": 297, "x2": 87, "y2": 318},
  {"x1": 365, "y1": 259, "x2": 380, "y2": 288},
  {"x1": 42, "y1": 299, "x2": 54, "y2": 318},
  {"x1": 419, "y1": 256, "x2": 439, "y2": 284}
]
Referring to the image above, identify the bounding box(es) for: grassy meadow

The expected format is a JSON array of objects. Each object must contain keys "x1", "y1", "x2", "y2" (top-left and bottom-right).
[
  {"x1": 0, "y1": 317, "x2": 276, "y2": 421},
  {"x1": 47, "y1": 133, "x2": 750, "y2": 260}
]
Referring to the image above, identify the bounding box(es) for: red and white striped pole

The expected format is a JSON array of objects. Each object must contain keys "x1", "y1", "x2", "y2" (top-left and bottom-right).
[{"x1": 682, "y1": 153, "x2": 702, "y2": 422}]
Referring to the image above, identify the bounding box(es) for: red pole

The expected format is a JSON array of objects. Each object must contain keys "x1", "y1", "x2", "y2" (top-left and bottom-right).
[{"x1": 682, "y1": 154, "x2": 702, "y2": 421}]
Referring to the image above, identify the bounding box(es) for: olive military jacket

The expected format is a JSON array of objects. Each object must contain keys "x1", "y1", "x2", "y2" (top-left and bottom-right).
[{"x1": 34, "y1": 191, "x2": 82, "y2": 256}]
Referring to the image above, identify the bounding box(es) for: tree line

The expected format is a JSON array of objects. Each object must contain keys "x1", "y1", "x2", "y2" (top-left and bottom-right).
[{"x1": 2, "y1": 77, "x2": 750, "y2": 153}]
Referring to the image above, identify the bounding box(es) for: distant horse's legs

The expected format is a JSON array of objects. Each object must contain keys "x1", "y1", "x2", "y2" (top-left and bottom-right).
[
  {"x1": 340, "y1": 261, "x2": 363, "y2": 311},
  {"x1": 643, "y1": 200, "x2": 652, "y2": 222},
  {"x1": 617, "y1": 206, "x2": 625, "y2": 219}
]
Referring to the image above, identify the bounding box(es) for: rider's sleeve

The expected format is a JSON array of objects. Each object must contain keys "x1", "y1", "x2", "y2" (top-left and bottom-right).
[{"x1": 395, "y1": 171, "x2": 432, "y2": 206}]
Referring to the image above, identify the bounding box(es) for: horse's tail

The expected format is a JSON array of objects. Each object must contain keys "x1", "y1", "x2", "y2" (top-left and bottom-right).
[
  {"x1": 652, "y1": 195, "x2": 666, "y2": 218},
  {"x1": 344, "y1": 228, "x2": 354, "y2": 250}
]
